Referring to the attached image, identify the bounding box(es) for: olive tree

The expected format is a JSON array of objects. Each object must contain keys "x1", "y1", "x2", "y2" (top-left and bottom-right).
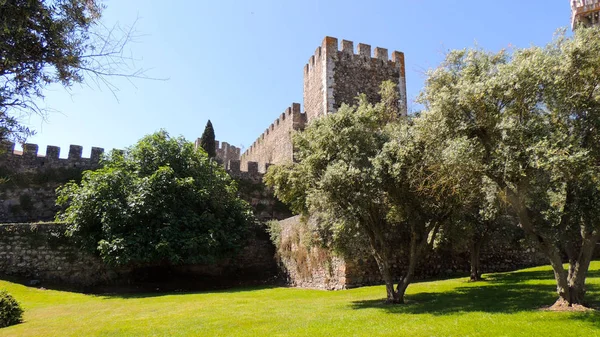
[
  {"x1": 418, "y1": 27, "x2": 600, "y2": 307},
  {"x1": 266, "y1": 82, "x2": 454, "y2": 303}
]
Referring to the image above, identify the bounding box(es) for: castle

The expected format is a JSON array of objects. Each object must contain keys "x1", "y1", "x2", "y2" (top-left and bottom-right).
[
  {"x1": 8, "y1": 19, "x2": 590, "y2": 288},
  {"x1": 571, "y1": 0, "x2": 600, "y2": 28},
  {"x1": 198, "y1": 37, "x2": 408, "y2": 172}
]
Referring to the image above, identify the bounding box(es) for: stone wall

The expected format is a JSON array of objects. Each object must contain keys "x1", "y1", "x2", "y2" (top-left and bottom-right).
[
  {"x1": 215, "y1": 140, "x2": 241, "y2": 166},
  {"x1": 213, "y1": 37, "x2": 406, "y2": 171},
  {"x1": 303, "y1": 38, "x2": 329, "y2": 122},
  {"x1": 303, "y1": 36, "x2": 407, "y2": 122},
  {"x1": 0, "y1": 223, "x2": 118, "y2": 286},
  {"x1": 275, "y1": 216, "x2": 550, "y2": 290},
  {"x1": 226, "y1": 160, "x2": 292, "y2": 222},
  {"x1": 275, "y1": 216, "x2": 347, "y2": 290},
  {"x1": 0, "y1": 143, "x2": 103, "y2": 223},
  {"x1": 0, "y1": 222, "x2": 281, "y2": 289},
  {"x1": 239, "y1": 104, "x2": 306, "y2": 171},
  {"x1": 193, "y1": 139, "x2": 241, "y2": 166}
]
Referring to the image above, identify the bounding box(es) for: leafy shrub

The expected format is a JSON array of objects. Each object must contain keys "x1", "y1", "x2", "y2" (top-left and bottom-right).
[
  {"x1": 56, "y1": 131, "x2": 255, "y2": 266},
  {"x1": 0, "y1": 290, "x2": 23, "y2": 328},
  {"x1": 266, "y1": 220, "x2": 282, "y2": 249}
]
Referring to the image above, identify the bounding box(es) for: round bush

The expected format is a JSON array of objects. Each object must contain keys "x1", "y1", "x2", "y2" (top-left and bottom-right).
[{"x1": 0, "y1": 290, "x2": 23, "y2": 328}]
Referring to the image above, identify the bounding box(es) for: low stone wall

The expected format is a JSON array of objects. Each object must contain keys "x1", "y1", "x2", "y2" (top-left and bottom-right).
[
  {"x1": 0, "y1": 222, "x2": 280, "y2": 290},
  {"x1": 0, "y1": 223, "x2": 117, "y2": 286},
  {"x1": 276, "y1": 216, "x2": 346, "y2": 290},
  {"x1": 276, "y1": 216, "x2": 549, "y2": 290}
]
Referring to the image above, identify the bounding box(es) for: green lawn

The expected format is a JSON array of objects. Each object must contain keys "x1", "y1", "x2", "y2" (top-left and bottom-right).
[{"x1": 1, "y1": 263, "x2": 600, "y2": 337}]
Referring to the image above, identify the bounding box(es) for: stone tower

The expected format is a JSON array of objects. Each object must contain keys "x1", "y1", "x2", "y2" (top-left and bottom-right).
[
  {"x1": 571, "y1": 0, "x2": 600, "y2": 29},
  {"x1": 303, "y1": 37, "x2": 408, "y2": 122}
]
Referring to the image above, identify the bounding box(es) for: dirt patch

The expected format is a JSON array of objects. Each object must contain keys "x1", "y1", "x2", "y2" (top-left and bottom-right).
[{"x1": 542, "y1": 301, "x2": 597, "y2": 312}]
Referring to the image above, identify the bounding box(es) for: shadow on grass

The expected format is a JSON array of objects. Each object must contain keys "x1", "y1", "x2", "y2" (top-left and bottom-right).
[
  {"x1": 484, "y1": 269, "x2": 600, "y2": 284},
  {"x1": 351, "y1": 268, "x2": 600, "y2": 327},
  {"x1": 97, "y1": 285, "x2": 280, "y2": 300},
  {"x1": 352, "y1": 284, "x2": 558, "y2": 314}
]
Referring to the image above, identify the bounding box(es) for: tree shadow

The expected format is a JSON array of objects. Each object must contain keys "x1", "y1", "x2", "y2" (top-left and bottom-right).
[
  {"x1": 484, "y1": 269, "x2": 600, "y2": 284},
  {"x1": 97, "y1": 284, "x2": 281, "y2": 300},
  {"x1": 352, "y1": 284, "x2": 559, "y2": 314},
  {"x1": 350, "y1": 267, "x2": 600, "y2": 321}
]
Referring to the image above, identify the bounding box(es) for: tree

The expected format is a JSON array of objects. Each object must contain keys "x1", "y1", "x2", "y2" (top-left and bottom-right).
[
  {"x1": 418, "y1": 27, "x2": 600, "y2": 307},
  {"x1": 435, "y1": 179, "x2": 518, "y2": 282},
  {"x1": 1, "y1": 0, "x2": 148, "y2": 144},
  {"x1": 199, "y1": 120, "x2": 216, "y2": 158},
  {"x1": 56, "y1": 130, "x2": 255, "y2": 266},
  {"x1": 266, "y1": 82, "x2": 454, "y2": 303}
]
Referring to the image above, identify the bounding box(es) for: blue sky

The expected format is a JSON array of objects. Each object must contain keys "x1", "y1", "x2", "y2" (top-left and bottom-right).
[{"x1": 22, "y1": 0, "x2": 571, "y2": 157}]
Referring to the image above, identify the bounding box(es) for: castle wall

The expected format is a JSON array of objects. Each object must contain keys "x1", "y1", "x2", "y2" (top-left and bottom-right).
[
  {"x1": 0, "y1": 143, "x2": 103, "y2": 223},
  {"x1": 226, "y1": 160, "x2": 292, "y2": 222},
  {"x1": 303, "y1": 37, "x2": 407, "y2": 122},
  {"x1": 0, "y1": 222, "x2": 281, "y2": 289},
  {"x1": 239, "y1": 103, "x2": 306, "y2": 171},
  {"x1": 275, "y1": 216, "x2": 549, "y2": 290},
  {"x1": 276, "y1": 216, "x2": 347, "y2": 290},
  {"x1": 0, "y1": 149, "x2": 291, "y2": 289},
  {"x1": 303, "y1": 38, "x2": 333, "y2": 123},
  {"x1": 193, "y1": 139, "x2": 241, "y2": 165},
  {"x1": 215, "y1": 141, "x2": 241, "y2": 165}
]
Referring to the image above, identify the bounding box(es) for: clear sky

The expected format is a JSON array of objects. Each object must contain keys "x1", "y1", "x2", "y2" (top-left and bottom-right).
[{"x1": 21, "y1": 0, "x2": 572, "y2": 158}]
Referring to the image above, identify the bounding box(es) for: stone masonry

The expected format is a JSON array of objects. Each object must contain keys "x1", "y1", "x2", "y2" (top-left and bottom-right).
[
  {"x1": 276, "y1": 216, "x2": 550, "y2": 290},
  {"x1": 193, "y1": 139, "x2": 242, "y2": 166},
  {"x1": 0, "y1": 143, "x2": 103, "y2": 223},
  {"x1": 0, "y1": 222, "x2": 282, "y2": 288},
  {"x1": 303, "y1": 37, "x2": 407, "y2": 122},
  {"x1": 572, "y1": 0, "x2": 600, "y2": 29},
  {"x1": 214, "y1": 36, "x2": 407, "y2": 172},
  {"x1": 240, "y1": 103, "x2": 307, "y2": 171}
]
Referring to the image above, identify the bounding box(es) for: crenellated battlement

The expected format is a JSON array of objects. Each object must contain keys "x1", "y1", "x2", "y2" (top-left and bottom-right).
[
  {"x1": 223, "y1": 160, "x2": 267, "y2": 184},
  {"x1": 304, "y1": 37, "x2": 405, "y2": 76},
  {"x1": 572, "y1": 0, "x2": 600, "y2": 29},
  {"x1": 197, "y1": 36, "x2": 405, "y2": 176},
  {"x1": 303, "y1": 36, "x2": 407, "y2": 122},
  {"x1": 1, "y1": 142, "x2": 104, "y2": 169},
  {"x1": 193, "y1": 139, "x2": 242, "y2": 167},
  {"x1": 239, "y1": 103, "x2": 305, "y2": 169}
]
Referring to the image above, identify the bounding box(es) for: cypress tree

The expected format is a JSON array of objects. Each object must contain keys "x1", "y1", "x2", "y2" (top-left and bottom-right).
[{"x1": 200, "y1": 120, "x2": 216, "y2": 158}]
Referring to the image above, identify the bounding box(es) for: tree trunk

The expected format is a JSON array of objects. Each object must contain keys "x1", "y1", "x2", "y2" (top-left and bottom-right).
[
  {"x1": 540, "y1": 241, "x2": 572, "y2": 306},
  {"x1": 373, "y1": 253, "x2": 399, "y2": 303},
  {"x1": 396, "y1": 229, "x2": 424, "y2": 303},
  {"x1": 470, "y1": 239, "x2": 483, "y2": 282},
  {"x1": 565, "y1": 235, "x2": 598, "y2": 306},
  {"x1": 364, "y1": 225, "x2": 399, "y2": 304},
  {"x1": 506, "y1": 190, "x2": 572, "y2": 305},
  {"x1": 382, "y1": 262, "x2": 399, "y2": 304}
]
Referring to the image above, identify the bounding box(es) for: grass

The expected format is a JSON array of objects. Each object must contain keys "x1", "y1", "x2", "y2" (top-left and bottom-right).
[{"x1": 1, "y1": 263, "x2": 600, "y2": 336}]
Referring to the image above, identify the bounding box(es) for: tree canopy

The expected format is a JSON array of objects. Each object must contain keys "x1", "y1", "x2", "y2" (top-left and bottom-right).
[
  {"x1": 266, "y1": 82, "x2": 456, "y2": 303},
  {"x1": 418, "y1": 27, "x2": 600, "y2": 307},
  {"x1": 267, "y1": 28, "x2": 600, "y2": 308},
  {"x1": 56, "y1": 130, "x2": 255, "y2": 267},
  {"x1": 1, "y1": 0, "x2": 146, "y2": 144}
]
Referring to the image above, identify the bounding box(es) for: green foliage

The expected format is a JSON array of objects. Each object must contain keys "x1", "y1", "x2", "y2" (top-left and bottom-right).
[
  {"x1": 0, "y1": 0, "x2": 104, "y2": 143},
  {"x1": 199, "y1": 120, "x2": 216, "y2": 158},
  {"x1": 0, "y1": 290, "x2": 23, "y2": 328},
  {"x1": 417, "y1": 27, "x2": 600, "y2": 304},
  {"x1": 56, "y1": 130, "x2": 255, "y2": 267},
  {"x1": 266, "y1": 81, "x2": 456, "y2": 303},
  {"x1": 265, "y1": 220, "x2": 282, "y2": 249}
]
